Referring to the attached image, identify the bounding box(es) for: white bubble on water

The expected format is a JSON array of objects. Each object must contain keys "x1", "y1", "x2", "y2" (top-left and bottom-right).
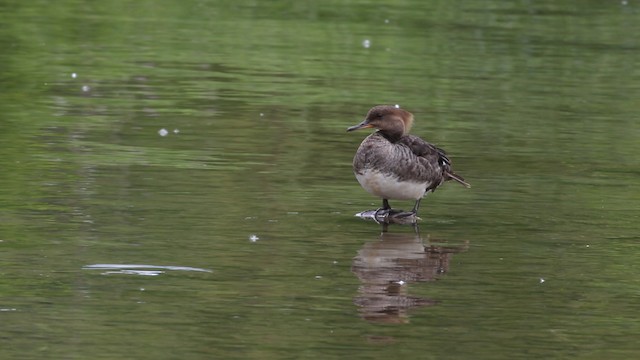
[
  {"x1": 173, "y1": 129, "x2": 180, "y2": 134},
  {"x1": 158, "y1": 128, "x2": 169, "y2": 137},
  {"x1": 71, "y1": 73, "x2": 77, "y2": 79},
  {"x1": 81, "y1": 85, "x2": 90, "y2": 92},
  {"x1": 362, "y1": 39, "x2": 371, "y2": 48},
  {"x1": 394, "y1": 104, "x2": 400, "y2": 108},
  {"x1": 249, "y1": 234, "x2": 259, "y2": 242}
]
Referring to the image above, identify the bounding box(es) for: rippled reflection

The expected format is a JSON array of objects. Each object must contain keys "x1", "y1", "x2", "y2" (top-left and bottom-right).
[{"x1": 352, "y1": 227, "x2": 468, "y2": 323}]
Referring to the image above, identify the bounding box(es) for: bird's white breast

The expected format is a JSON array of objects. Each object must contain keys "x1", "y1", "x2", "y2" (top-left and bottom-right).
[{"x1": 355, "y1": 169, "x2": 428, "y2": 200}]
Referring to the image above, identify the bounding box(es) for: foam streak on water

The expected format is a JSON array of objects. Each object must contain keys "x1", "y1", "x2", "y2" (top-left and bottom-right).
[{"x1": 83, "y1": 264, "x2": 213, "y2": 273}]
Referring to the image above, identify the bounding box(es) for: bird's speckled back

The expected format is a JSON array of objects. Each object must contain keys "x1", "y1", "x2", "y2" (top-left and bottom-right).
[{"x1": 353, "y1": 132, "x2": 448, "y2": 189}]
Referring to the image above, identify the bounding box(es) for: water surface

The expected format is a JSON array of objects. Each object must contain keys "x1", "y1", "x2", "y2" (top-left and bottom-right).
[{"x1": 2, "y1": 1, "x2": 639, "y2": 359}]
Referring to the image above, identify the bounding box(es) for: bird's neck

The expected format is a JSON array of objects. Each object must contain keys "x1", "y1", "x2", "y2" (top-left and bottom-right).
[{"x1": 378, "y1": 129, "x2": 404, "y2": 143}]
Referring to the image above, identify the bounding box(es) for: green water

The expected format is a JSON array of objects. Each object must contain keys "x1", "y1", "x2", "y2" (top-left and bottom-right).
[{"x1": 2, "y1": 0, "x2": 639, "y2": 359}]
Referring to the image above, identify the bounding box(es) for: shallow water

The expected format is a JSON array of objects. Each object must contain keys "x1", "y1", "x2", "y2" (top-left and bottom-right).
[{"x1": 2, "y1": 1, "x2": 640, "y2": 359}]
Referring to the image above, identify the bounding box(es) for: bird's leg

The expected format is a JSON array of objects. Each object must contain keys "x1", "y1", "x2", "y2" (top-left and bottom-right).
[
  {"x1": 394, "y1": 199, "x2": 421, "y2": 221},
  {"x1": 374, "y1": 199, "x2": 392, "y2": 219},
  {"x1": 411, "y1": 198, "x2": 421, "y2": 215}
]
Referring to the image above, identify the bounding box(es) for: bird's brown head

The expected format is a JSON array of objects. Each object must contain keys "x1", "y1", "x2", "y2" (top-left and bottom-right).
[{"x1": 347, "y1": 105, "x2": 414, "y2": 140}]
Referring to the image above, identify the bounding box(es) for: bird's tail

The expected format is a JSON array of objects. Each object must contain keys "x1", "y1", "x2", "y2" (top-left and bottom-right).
[{"x1": 445, "y1": 171, "x2": 471, "y2": 188}]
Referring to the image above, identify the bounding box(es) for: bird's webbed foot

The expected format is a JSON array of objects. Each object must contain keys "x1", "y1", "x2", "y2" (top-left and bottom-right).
[{"x1": 374, "y1": 207, "x2": 403, "y2": 218}]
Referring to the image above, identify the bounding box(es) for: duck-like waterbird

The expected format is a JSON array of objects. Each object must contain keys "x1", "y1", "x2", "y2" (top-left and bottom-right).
[{"x1": 347, "y1": 105, "x2": 470, "y2": 218}]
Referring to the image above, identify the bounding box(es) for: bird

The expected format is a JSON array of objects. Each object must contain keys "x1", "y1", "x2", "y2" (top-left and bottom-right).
[{"x1": 347, "y1": 105, "x2": 470, "y2": 219}]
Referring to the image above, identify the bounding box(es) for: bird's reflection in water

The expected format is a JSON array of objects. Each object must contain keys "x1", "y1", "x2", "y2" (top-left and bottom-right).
[{"x1": 352, "y1": 224, "x2": 468, "y2": 324}]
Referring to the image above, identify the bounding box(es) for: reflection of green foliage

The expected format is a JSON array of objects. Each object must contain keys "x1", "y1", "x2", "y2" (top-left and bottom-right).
[{"x1": 2, "y1": 0, "x2": 640, "y2": 358}]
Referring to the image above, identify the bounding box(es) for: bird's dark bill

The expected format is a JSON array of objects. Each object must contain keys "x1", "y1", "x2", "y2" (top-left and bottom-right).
[{"x1": 347, "y1": 121, "x2": 373, "y2": 132}]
